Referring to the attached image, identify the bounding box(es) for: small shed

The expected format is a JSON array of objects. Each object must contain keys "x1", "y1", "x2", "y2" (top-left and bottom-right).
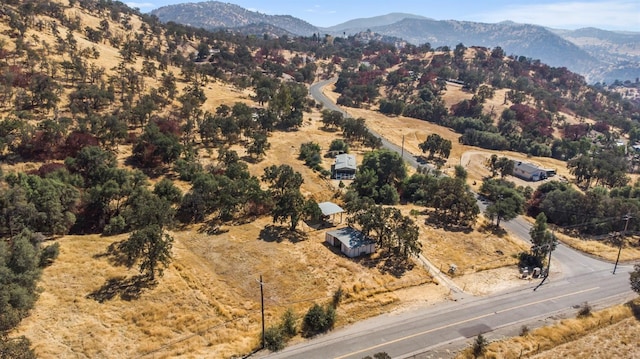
[
  {"x1": 325, "y1": 227, "x2": 376, "y2": 258},
  {"x1": 512, "y1": 161, "x2": 547, "y2": 182},
  {"x1": 318, "y1": 201, "x2": 344, "y2": 224}
]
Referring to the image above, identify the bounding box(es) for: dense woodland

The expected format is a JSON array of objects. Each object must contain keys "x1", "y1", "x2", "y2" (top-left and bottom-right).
[{"x1": 1, "y1": 0, "x2": 640, "y2": 355}]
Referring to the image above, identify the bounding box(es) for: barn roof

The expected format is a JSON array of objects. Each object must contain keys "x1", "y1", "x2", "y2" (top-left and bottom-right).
[
  {"x1": 318, "y1": 202, "x2": 344, "y2": 216},
  {"x1": 513, "y1": 161, "x2": 544, "y2": 173},
  {"x1": 326, "y1": 227, "x2": 374, "y2": 249}
]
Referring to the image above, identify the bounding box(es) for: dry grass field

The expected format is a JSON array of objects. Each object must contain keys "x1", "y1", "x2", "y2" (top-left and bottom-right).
[
  {"x1": 456, "y1": 299, "x2": 640, "y2": 359},
  {"x1": 13, "y1": 76, "x2": 640, "y2": 359},
  {"x1": 13, "y1": 88, "x2": 538, "y2": 358}
]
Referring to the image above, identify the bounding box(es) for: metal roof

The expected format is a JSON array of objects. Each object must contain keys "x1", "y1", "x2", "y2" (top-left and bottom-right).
[
  {"x1": 318, "y1": 202, "x2": 344, "y2": 216},
  {"x1": 334, "y1": 154, "x2": 357, "y2": 171},
  {"x1": 326, "y1": 227, "x2": 374, "y2": 249},
  {"x1": 513, "y1": 161, "x2": 544, "y2": 174}
]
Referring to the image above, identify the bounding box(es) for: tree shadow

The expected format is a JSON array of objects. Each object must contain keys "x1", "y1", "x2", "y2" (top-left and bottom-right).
[
  {"x1": 198, "y1": 220, "x2": 229, "y2": 235},
  {"x1": 258, "y1": 225, "x2": 308, "y2": 243},
  {"x1": 86, "y1": 274, "x2": 155, "y2": 303},
  {"x1": 352, "y1": 250, "x2": 412, "y2": 278},
  {"x1": 424, "y1": 213, "x2": 474, "y2": 233},
  {"x1": 627, "y1": 299, "x2": 640, "y2": 320},
  {"x1": 92, "y1": 240, "x2": 132, "y2": 267},
  {"x1": 479, "y1": 222, "x2": 508, "y2": 237},
  {"x1": 241, "y1": 155, "x2": 263, "y2": 164}
]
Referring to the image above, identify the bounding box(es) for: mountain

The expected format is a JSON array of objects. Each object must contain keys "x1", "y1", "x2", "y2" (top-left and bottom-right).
[
  {"x1": 325, "y1": 18, "x2": 599, "y2": 78},
  {"x1": 150, "y1": 2, "x2": 638, "y2": 83},
  {"x1": 323, "y1": 12, "x2": 431, "y2": 33},
  {"x1": 150, "y1": 1, "x2": 318, "y2": 36},
  {"x1": 550, "y1": 27, "x2": 640, "y2": 83}
]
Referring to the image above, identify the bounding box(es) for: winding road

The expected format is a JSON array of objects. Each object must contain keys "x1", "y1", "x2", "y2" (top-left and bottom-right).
[{"x1": 261, "y1": 79, "x2": 638, "y2": 359}]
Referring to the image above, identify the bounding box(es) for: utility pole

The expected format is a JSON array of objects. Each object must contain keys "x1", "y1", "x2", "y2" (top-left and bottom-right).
[
  {"x1": 259, "y1": 275, "x2": 265, "y2": 348},
  {"x1": 401, "y1": 135, "x2": 405, "y2": 159},
  {"x1": 613, "y1": 214, "x2": 631, "y2": 274},
  {"x1": 534, "y1": 231, "x2": 557, "y2": 291}
]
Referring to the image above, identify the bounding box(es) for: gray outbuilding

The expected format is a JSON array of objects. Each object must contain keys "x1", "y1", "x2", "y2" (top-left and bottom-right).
[{"x1": 325, "y1": 227, "x2": 376, "y2": 258}]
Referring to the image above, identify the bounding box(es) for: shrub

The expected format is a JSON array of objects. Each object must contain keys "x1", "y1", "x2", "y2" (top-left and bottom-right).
[
  {"x1": 39, "y1": 242, "x2": 60, "y2": 267},
  {"x1": 263, "y1": 325, "x2": 285, "y2": 352},
  {"x1": 577, "y1": 302, "x2": 592, "y2": 318},
  {"x1": 472, "y1": 334, "x2": 488, "y2": 358},
  {"x1": 332, "y1": 287, "x2": 344, "y2": 308},
  {"x1": 329, "y1": 139, "x2": 349, "y2": 153},
  {"x1": 281, "y1": 308, "x2": 297, "y2": 338},
  {"x1": 303, "y1": 303, "x2": 336, "y2": 336}
]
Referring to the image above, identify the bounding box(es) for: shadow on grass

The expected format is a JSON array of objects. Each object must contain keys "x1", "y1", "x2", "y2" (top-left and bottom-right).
[
  {"x1": 479, "y1": 222, "x2": 508, "y2": 237},
  {"x1": 628, "y1": 299, "x2": 640, "y2": 320},
  {"x1": 92, "y1": 240, "x2": 132, "y2": 267},
  {"x1": 86, "y1": 274, "x2": 155, "y2": 303},
  {"x1": 424, "y1": 213, "x2": 474, "y2": 233},
  {"x1": 259, "y1": 224, "x2": 308, "y2": 243},
  {"x1": 198, "y1": 220, "x2": 230, "y2": 236},
  {"x1": 351, "y1": 249, "x2": 413, "y2": 278}
]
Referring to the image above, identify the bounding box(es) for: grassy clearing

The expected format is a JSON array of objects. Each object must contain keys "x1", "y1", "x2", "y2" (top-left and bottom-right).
[
  {"x1": 455, "y1": 299, "x2": 640, "y2": 359},
  {"x1": 554, "y1": 231, "x2": 640, "y2": 263}
]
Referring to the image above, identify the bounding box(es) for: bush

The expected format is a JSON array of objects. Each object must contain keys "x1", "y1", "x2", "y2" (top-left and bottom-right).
[
  {"x1": 332, "y1": 287, "x2": 344, "y2": 308},
  {"x1": 303, "y1": 303, "x2": 336, "y2": 336},
  {"x1": 39, "y1": 242, "x2": 60, "y2": 267},
  {"x1": 281, "y1": 308, "x2": 297, "y2": 337},
  {"x1": 577, "y1": 302, "x2": 592, "y2": 318},
  {"x1": 263, "y1": 325, "x2": 285, "y2": 352},
  {"x1": 0, "y1": 335, "x2": 36, "y2": 359},
  {"x1": 472, "y1": 334, "x2": 488, "y2": 357},
  {"x1": 329, "y1": 139, "x2": 349, "y2": 153},
  {"x1": 103, "y1": 215, "x2": 127, "y2": 236},
  {"x1": 299, "y1": 142, "x2": 322, "y2": 169}
]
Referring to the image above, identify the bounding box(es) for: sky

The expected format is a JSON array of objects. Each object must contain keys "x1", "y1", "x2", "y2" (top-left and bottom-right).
[{"x1": 125, "y1": 0, "x2": 640, "y2": 32}]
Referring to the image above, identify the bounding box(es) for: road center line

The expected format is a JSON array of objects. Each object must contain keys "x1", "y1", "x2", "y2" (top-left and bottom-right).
[{"x1": 334, "y1": 286, "x2": 600, "y2": 359}]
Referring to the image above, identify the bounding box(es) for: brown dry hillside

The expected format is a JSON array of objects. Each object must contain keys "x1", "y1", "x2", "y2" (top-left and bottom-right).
[{"x1": 3, "y1": 1, "x2": 640, "y2": 358}]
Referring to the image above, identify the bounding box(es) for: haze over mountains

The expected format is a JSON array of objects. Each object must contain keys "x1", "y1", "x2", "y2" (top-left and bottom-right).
[{"x1": 150, "y1": 1, "x2": 640, "y2": 84}]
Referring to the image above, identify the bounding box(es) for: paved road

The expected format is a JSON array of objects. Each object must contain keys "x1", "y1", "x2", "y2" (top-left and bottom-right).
[
  {"x1": 266, "y1": 264, "x2": 635, "y2": 359},
  {"x1": 309, "y1": 78, "x2": 422, "y2": 169},
  {"x1": 265, "y1": 79, "x2": 639, "y2": 359}
]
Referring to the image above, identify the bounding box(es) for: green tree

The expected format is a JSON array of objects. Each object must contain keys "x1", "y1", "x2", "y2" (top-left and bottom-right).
[
  {"x1": 329, "y1": 139, "x2": 349, "y2": 153},
  {"x1": 472, "y1": 334, "x2": 488, "y2": 358},
  {"x1": 0, "y1": 335, "x2": 36, "y2": 359},
  {"x1": 117, "y1": 224, "x2": 173, "y2": 281},
  {"x1": 262, "y1": 165, "x2": 305, "y2": 230},
  {"x1": 529, "y1": 212, "x2": 555, "y2": 260},
  {"x1": 321, "y1": 109, "x2": 344, "y2": 130},
  {"x1": 247, "y1": 132, "x2": 271, "y2": 158},
  {"x1": 431, "y1": 177, "x2": 479, "y2": 227},
  {"x1": 631, "y1": 264, "x2": 640, "y2": 294},
  {"x1": 480, "y1": 180, "x2": 525, "y2": 227},
  {"x1": 299, "y1": 142, "x2": 322, "y2": 169}
]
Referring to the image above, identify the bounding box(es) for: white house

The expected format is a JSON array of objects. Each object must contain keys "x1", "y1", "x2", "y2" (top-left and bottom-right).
[
  {"x1": 331, "y1": 153, "x2": 357, "y2": 180},
  {"x1": 325, "y1": 227, "x2": 376, "y2": 258}
]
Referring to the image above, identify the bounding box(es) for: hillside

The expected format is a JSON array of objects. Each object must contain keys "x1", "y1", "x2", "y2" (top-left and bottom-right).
[
  {"x1": 0, "y1": 0, "x2": 639, "y2": 358},
  {"x1": 322, "y1": 12, "x2": 431, "y2": 33},
  {"x1": 150, "y1": 2, "x2": 639, "y2": 83},
  {"x1": 150, "y1": 1, "x2": 318, "y2": 36}
]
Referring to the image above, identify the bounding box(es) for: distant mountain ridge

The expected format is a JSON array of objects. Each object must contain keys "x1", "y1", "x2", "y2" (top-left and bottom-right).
[
  {"x1": 150, "y1": 2, "x2": 639, "y2": 83},
  {"x1": 359, "y1": 18, "x2": 599, "y2": 75},
  {"x1": 150, "y1": 1, "x2": 318, "y2": 36},
  {"x1": 322, "y1": 12, "x2": 431, "y2": 33}
]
